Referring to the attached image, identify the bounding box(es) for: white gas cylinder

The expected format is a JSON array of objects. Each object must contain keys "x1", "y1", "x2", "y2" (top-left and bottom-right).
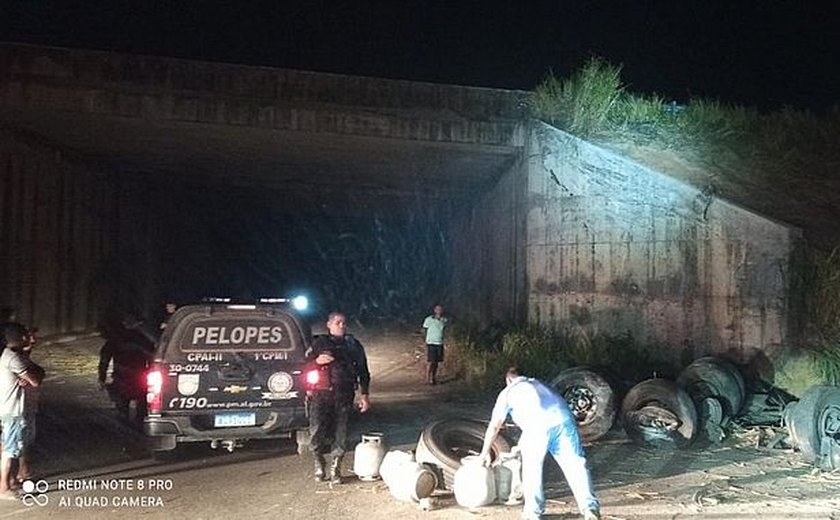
[
  {"x1": 353, "y1": 432, "x2": 387, "y2": 481},
  {"x1": 453, "y1": 455, "x2": 496, "y2": 508},
  {"x1": 379, "y1": 450, "x2": 437, "y2": 503},
  {"x1": 379, "y1": 449, "x2": 414, "y2": 486},
  {"x1": 389, "y1": 463, "x2": 437, "y2": 503}
]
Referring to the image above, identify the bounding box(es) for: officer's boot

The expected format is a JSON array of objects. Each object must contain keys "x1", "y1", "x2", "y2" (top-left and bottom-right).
[
  {"x1": 313, "y1": 454, "x2": 327, "y2": 482},
  {"x1": 329, "y1": 455, "x2": 343, "y2": 484}
]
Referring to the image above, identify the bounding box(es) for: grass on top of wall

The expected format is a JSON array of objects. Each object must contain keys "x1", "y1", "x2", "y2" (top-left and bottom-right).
[{"x1": 531, "y1": 58, "x2": 840, "y2": 197}]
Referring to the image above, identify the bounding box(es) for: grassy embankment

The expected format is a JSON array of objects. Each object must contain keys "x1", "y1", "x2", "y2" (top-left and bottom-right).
[{"x1": 453, "y1": 58, "x2": 840, "y2": 394}]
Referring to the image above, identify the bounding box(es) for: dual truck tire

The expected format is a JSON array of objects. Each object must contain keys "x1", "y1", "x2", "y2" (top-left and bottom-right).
[
  {"x1": 409, "y1": 362, "x2": 839, "y2": 489},
  {"x1": 785, "y1": 385, "x2": 840, "y2": 470}
]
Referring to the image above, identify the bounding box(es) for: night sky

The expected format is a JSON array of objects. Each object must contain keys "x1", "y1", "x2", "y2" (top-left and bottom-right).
[{"x1": 2, "y1": 1, "x2": 839, "y2": 111}]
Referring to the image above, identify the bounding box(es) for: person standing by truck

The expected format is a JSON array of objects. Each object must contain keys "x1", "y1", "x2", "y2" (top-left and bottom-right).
[
  {"x1": 158, "y1": 301, "x2": 177, "y2": 331},
  {"x1": 98, "y1": 313, "x2": 155, "y2": 427},
  {"x1": 305, "y1": 311, "x2": 371, "y2": 484}
]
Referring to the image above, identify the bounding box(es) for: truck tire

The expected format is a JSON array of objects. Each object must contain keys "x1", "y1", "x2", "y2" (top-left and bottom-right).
[
  {"x1": 784, "y1": 385, "x2": 840, "y2": 470},
  {"x1": 677, "y1": 357, "x2": 746, "y2": 420},
  {"x1": 550, "y1": 367, "x2": 616, "y2": 442},
  {"x1": 415, "y1": 419, "x2": 510, "y2": 490},
  {"x1": 296, "y1": 429, "x2": 311, "y2": 455},
  {"x1": 621, "y1": 379, "x2": 698, "y2": 449}
]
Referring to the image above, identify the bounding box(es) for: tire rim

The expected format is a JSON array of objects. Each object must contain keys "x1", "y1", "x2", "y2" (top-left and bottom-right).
[
  {"x1": 699, "y1": 397, "x2": 724, "y2": 425},
  {"x1": 818, "y1": 403, "x2": 840, "y2": 470},
  {"x1": 563, "y1": 385, "x2": 597, "y2": 425},
  {"x1": 819, "y1": 404, "x2": 840, "y2": 444},
  {"x1": 627, "y1": 403, "x2": 682, "y2": 442}
]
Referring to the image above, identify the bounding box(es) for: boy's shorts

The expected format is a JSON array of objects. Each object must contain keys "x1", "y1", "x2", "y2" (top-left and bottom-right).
[{"x1": 426, "y1": 343, "x2": 444, "y2": 363}]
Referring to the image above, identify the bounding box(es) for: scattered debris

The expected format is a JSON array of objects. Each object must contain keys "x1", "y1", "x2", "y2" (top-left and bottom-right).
[
  {"x1": 692, "y1": 488, "x2": 720, "y2": 506},
  {"x1": 625, "y1": 491, "x2": 661, "y2": 501},
  {"x1": 314, "y1": 488, "x2": 349, "y2": 495},
  {"x1": 729, "y1": 424, "x2": 793, "y2": 450},
  {"x1": 700, "y1": 470, "x2": 731, "y2": 480},
  {"x1": 800, "y1": 467, "x2": 840, "y2": 482},
  {"x1": 418, "y1": 497, "x2": 434, "y2": 511},
  {"x1": 545, "y1": 498, "x2": 568, "y2": 505}
]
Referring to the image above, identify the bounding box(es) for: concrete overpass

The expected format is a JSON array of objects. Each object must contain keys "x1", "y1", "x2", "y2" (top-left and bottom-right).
[
  {"x1": 0, "y1": 43, "x2": 528, "y2": 213},
  {"x1": 0, "y1": 43, "x2": 530, "y2": 332},
  {"x1": 0, "y1": 43, "x2": 800, "y2": 367}
]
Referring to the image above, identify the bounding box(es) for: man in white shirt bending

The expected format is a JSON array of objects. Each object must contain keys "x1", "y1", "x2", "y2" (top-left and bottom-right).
[{"x1": 479, "y1": 367, "x2": 600, "y2": 520}]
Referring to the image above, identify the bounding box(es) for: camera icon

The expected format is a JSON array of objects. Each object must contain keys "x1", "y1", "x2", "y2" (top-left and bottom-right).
[{"x1": 21, "y1": 479, "x2": 49, "y2": 507}]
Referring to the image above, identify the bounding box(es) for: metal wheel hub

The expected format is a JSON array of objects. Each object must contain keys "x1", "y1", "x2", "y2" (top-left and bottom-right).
[
  {"x1": 818, "y1": 404, "x2": 840, "y2": 470},
  {"x1": 564, "y1": 386, "x2": 596, "y2": 424},
  {"x1": 627, "y1": 404, "x2": 682, "y2": 442},
  {"x1": 819, "y1": 404, "x2": 840, "y2": 440}
]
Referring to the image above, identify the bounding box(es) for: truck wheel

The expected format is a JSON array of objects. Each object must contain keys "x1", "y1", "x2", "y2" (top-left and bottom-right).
[
  {"x1": 550, "y1": 367, "x2": 616, "y2": 442},
  {"x1": 621, "y1": 379, "x2": 698, "y2": 449},
  {"x1": 785, "y1": 385, "x2": 840, "y2": 470},
  {"x1": 296, "y1": 429, "x2": 311, "y2": 455},
  {"x1": 677, "y1": 357, "x2": 746, "y2": 421},
  {"x1": 415, "y1": 419, "x2": 510, "y2": 490}
]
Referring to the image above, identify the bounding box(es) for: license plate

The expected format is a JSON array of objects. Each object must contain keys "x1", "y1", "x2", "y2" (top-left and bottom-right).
[{"x1": 214, "y1": 412, "x2": 256, "y2": 427}]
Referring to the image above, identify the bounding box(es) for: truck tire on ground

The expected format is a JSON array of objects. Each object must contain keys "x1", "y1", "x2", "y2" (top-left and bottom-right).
[
  {"x1": 677, "y1": 357, "x2": 746, "y2": 420},
  {"x1": 415, "y1": 419, "x2": 510, "y2": 490},
  {"x1": 550, "y1": 367, "x2": 616, "y2": 442},
  {"x1": 784, "y1": 385, "x2": 840, "y2": 470},
  {"x1": 621, "y1": 379, "x2": 698, "y2": 449}
]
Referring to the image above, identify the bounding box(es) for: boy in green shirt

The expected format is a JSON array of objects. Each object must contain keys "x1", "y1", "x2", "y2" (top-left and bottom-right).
[{"x1": 421, "y1": 304, "x2": 449, "y2": 385}]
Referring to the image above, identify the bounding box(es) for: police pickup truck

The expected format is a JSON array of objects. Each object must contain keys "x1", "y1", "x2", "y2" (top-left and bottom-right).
[{"x1": 144, "y1": 300, "x2": 311, "y2": 458}]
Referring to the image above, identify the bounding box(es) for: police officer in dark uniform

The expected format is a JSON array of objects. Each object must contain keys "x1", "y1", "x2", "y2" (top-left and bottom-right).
[
  {"x1": 306, "y1": 311, "x2": 371, "y2": 484},
  {"x1": 98, "y1": 313, "x2": 155, "y2": 426}
]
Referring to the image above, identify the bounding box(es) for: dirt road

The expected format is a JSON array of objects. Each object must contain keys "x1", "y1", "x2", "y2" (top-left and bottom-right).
[{"x1": 0, "y1": 328, "x2": 837, "y2": 520}]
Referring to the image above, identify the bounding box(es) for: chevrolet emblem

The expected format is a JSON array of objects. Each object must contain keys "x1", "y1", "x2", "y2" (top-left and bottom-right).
[{"x1": 223, "y1": 385, "x2": 249, "y2": 394}]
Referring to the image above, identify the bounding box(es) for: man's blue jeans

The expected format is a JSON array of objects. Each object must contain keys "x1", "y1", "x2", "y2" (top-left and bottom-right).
[{"x1": 519, "y1": 420, "x2": 599, "y2": 516}]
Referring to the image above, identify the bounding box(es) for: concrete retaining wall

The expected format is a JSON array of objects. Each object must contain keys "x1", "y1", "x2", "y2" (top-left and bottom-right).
[
  {"x1": 0, "y1": 131, "x2": 111, "y2": 333},
  {"x1": 527, "y1": 123, "x2": 801, "y2": 361},
  {"x1": 450, "y1": 155, "x2": 527, "y2": 325},
  {"x1": 0, "y1": 131, "x2": 170, "y2": 334}
]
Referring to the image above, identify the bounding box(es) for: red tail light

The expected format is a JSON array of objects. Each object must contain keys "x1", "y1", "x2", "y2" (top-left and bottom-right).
[
  {"x1": 306, "y1": 369, "x2": 321, "y2": 386},
  {"x1": 304, "y1": 366, "x2": 331, "y2": 391},
  {"x1": 146, "y1": 369, "x2": 164, "y2": 414}
]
